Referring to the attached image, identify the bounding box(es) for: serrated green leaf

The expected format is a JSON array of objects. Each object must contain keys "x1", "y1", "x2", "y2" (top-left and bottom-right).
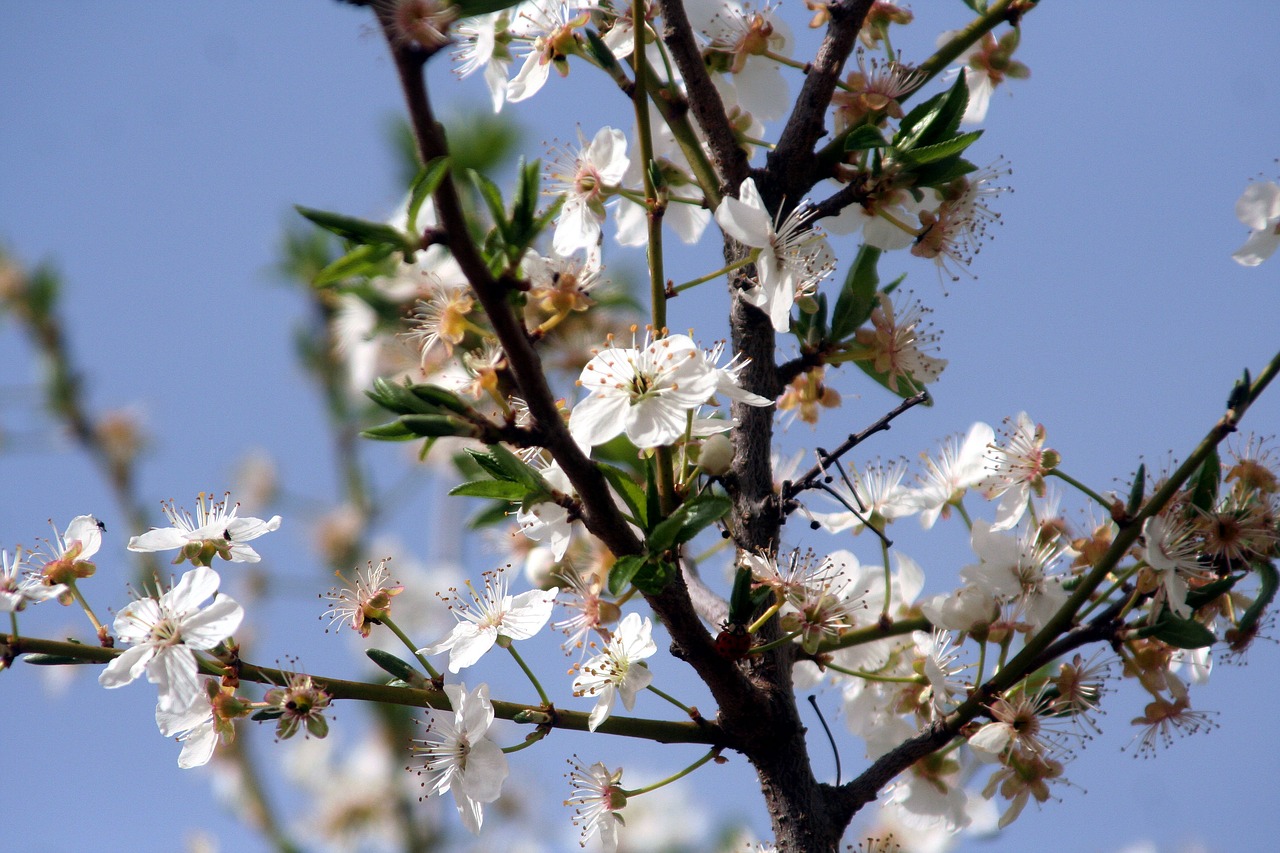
[
  {"x1": 831, "y1": 245, "x2": 882, "y2": 340},
  {"x1": 1184, "y1": 574, "x2": 1240, "y2": 610},
  {"x1": 631, "y1": 558, "x2": 678, "y2": 594},
  {"x1": 468, "y1": 169, "x2": 510, "y2": 240},
  {"x1": 911, "y1": 157, "x2": 979, "y2": 189},
  {"x1": 313, "y1": 243, "x2": 397, "y2": 287},
  {"x1": 598, "y1": 463, "x2": 647, "y2": 528},
  {"x1": 396, "y1": 414, "x2": 480, "y2": 439},
  {"x1": 1189, "y1": 447, "x2": 1221, "y2": 513},
  {"x1": 468, "y1": 501, "x2": 513, "y2": 530},
  {"x1": 453, "y1": 0, "x2": 525, "y2": 17},
  {"x1": 1126, "y1": 463, "x2": 1146, "y2": 516},
  {"x1": 408, "y1": 383, "x2": 470, "y2": 414},
  {"x1": 366, "y1": 378, "x2": 442, "y2": 416},
  {"x1": 648, "y1": 494, "x2": 732, "y2": 553},
  {"x1": 295, "y1": 205, "x2": 413, "y2": 251},
  {"x1": 466, "y1": 448, "x2": 510, "y2": 480},
  {"x1": 407, "y1": 156, "x2": 452, "y2": 234},
  {"x1": 449, "y1": 480, "x2": 530, "y2": 500},
  {"x1": 1138, "y1": 615, "x2": 1216, "y2": 649},
  {"x1": 843, "y1": 125, "x2": 889, "y2": 151},
  {"x1": 896, "y1": 130, "x2": 983, "y2": 168},
  {"x1": 487, "y1": 443, "x2": 549, "y2": 492},
  {"x1": 362, "y1": 420, "x2": 420, "y2": 441},
  {"x1": 895, "y1": 73, "x2": 970, "y2": 153},
  {"x1": 608, "y1": 554, "x2": 647, "y2": 596}
]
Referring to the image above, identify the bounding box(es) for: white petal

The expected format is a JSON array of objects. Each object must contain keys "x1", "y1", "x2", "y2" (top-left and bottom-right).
[
  {"x1": 99, "y1": 644, "x2": 153, "y2": 689},
  {"x1": 180, "y1": 594, "x2": 244, "y2": 649}
]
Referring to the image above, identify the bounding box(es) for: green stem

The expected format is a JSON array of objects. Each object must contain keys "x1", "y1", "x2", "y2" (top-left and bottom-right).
[
  {"x1": 879, "y1": 534, "x2": 892, "y2": 620},
  {"x1": 623, "y1": 747, "x2": 721, "y2": 796},
  {"x1": 747, "y1": 600, "x2": 783, "y2": 634},
  {"x1": 824, "y1": 662, "x2": 925, "y2": 684},
  {"x1": 645, "y1": 682, "x2": 694, "y2": 716},
  {"x1": 955, "y1": 497, "x2": 974, "y2": 530},
  {"x1": 505, "y1": 641, "x2": 551, "y2": 707},
  {"x1": 382, "y1": 615, "x2": 441, "y2": 681},
  {"x1": 1049, "y1": 468, "x2": 1111, "y2": 511},
  {"x1": 4, "y1": 633, "x2": 727, "y2": 746},
  {"x1": 671, "y1": 252, "x2": 759, "y2": 293},
  {"x1": 751, "y1": 630, "x2": 806, "y2": 655},
  {"x1": 762, "y1": 49, "x2": 855, "y2": 90},
  {"x1": 501, "y1": 728, "x2": 548, "y2": 754},
  {"x1": 66, "y1": 580, "x2": 108, "y2": 644}
]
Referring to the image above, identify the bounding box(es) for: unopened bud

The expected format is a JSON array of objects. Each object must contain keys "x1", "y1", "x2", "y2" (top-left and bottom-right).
[{"x1": 698, "y1": 434, "x2": 734, "y2": 476}]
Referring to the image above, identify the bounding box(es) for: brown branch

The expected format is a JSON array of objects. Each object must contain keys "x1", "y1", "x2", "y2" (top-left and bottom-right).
[
  {"x1": 765, "y1": 0, "x2": 874, "y2": 205},
  {"x1": 653, "y1": 0, "x2": 750, "y2": 192},
  {"x1": 3, "y1": 633, "x2": 728, "y2": 747}
]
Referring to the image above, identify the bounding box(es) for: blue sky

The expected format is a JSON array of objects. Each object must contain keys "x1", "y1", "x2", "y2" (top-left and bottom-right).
[{"x1": 3, "y1": 2, "x2": 1280, "y2": 852}]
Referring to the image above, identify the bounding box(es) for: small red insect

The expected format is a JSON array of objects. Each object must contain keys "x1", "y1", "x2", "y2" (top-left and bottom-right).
[{"x1": 713, "y1": 622, "x2": 752, "y2": 660}]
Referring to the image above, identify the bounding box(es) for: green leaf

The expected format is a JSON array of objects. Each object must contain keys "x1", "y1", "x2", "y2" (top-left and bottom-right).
[
  {"x1": 407, "y1": 383, "x2": 470, "y2": 414},
  {"x1": 365, "y1": 649, "x2": 425, "y2": 685},
  {"x1": 468, "y1": 501, "x2": 513, "y2": 530},
  {"x1": 487, "y1": 443, "x2": 549, "y2": 492},
  {"x1": 896, "y1": 130, "x2": 983, "y2": 168},
  {"x1": 452, "y1": 0, "x2": 525, "y2": 18},
  {"x1": 608, "y1": 554, "x2": 647, "y2": 596},
  {"x1": 313, "y1": 243, "x2": 397, "y2": 287},
  {"x1": 843, "y1": 125, "x2": 889, "y2": 151},
  {"x1": 466, "y1": 448, "x2": 510, "y2": 481},
  {"x1": 1238, "y1": 561, "x2": 1278, "y2": 637},
  {"x1": 911, "y1": 156, "x2": 979, "y2": 190},
  {"x1": 598, "y1": 463, "x2": 648, "y2": 528},
  {"x1": 830, "y1": 245, "x2": 882, "y2": 339},
  {"x1": 380, "y1": 414, "x2": 479, "y2": 439},
  {"x1": 361, "y1": 420, "x2": 420, "y2": 442},
  {"x1": 366, "y1": 378, "x2": 442, "y2": 416},
  {"x1": 1126, "y1": 463, "x2": 1146, "y2": 516},
  {"x1": 21, "y1": 653, "x2": 93, "y2": 666},
  {"x1": 631, "y1": 558, "x2": 678, "y2": 594},
  {"x1": 449, "y1": 480, "x2": 530, "y2": 500},
  {"x1": 1188, "y1": 447, "x2": 1221, "y2": 513},
  {"x1": 407, "y1": 156, "x2": 452, "y2": 234},
  {"x1": 469, "y1": 168, "x2": 510, "y2": 241},
  {"x1": 1138, "y1": 615, "x2": 1216, "y2": 649},
  {"x1": 894, "y1": 73, "x2": 970, "y2": 152},
  {"x1": 295, "y1": 205, "x2": 413, "y2": 251},
  {"x1": 647, "y1": 494, "x2": 732, "y2": 553},
  {"x1": 1183, "y1": 574, "x2": 1240, "y2": 610}
]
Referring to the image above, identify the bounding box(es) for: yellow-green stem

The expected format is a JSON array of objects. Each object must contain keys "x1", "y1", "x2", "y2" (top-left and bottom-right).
[
  {"x1": 622, "y1": 747, "x2": 720, "y2": 797},
  {"x1": 505, "y1": 641, "x2": 551, "y2": 707},
  {"x1": 672, "y1": 251, "x2": 759, "y2": 293},
  {"x1": 1050, "y1": 468, "x2": 1111, "y2": 511},
  {"x1": 382, "y1": 614, "x2": 441, "y2": 681},
  {"x1": 645, "y1": 682, "x2": 694, "y2": 716}
]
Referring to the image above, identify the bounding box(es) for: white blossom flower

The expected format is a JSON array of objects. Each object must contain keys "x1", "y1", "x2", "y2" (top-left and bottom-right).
[
  {"x1": 1142, "y1": 514, "x2": 1211, "y2": 619},
  {"x1": 979, "y1": 412, "x2": 1058, "y2": 532},
  {"x1": 0, "y1": 547, "x2": 65, "y2": 612},
  {"x1": 418, "y1": 570, "x2": 558, "y2": 672},
  {"x1": 1231, "y1": 180, "x2": 1280, "y2": 266},
  {"x1": 156, "y1": 680, "x2": 224, "y2": 769},
  {"x1": 546, "y1": 126, "x2": 630, "y2": 258},
  {"x1": 507, "y1": 1, "x2": 588, "y2": 103},
  {"x1": 852, "y1": 292, "x2": 947, "y2": 392},
  {"x1": 569, "y1": 331, "x2": 720, "y2": 450},
  {"x1": 566, "y1": 757, "x2": 627, "y2": 852},
  {"x1": 515, "y1": 462, "x2": 576, "y2": 560},
  {"x1": 99, "y1": 567, "x2": 245, "y2": 712},
  {"x1": 453, "y1": 12, "x2": 513, "y2": 112},
  {"x1": 412, "y1": 682, "x2": 509, "y2": 834},
  {"x1": 960, "y1": 520, "x2": 1068, "y2": 631},
  {"x1": 809, "y1": 459, "x2": 918, "y2": 534},
  {"x1": 32, "y1": 514, "x2": 103, "y2": 586},
  {"x1": 573, "y1": 612, "x2": 657, "y2": 730},
  {"x1": 715, "y1": 177, "x2": 834, "y2": 332},
  {"x1": 129, "y1": 492, "x2": 281, "y2": 566},
  {"x1": 913, "y1": 421, "x2": 995, "y2": 529}
]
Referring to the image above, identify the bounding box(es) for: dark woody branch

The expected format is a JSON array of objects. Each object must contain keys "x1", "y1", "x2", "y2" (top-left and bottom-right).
[{"x1": 766, "y1": 0, "x2": 874, "y2": 206}]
